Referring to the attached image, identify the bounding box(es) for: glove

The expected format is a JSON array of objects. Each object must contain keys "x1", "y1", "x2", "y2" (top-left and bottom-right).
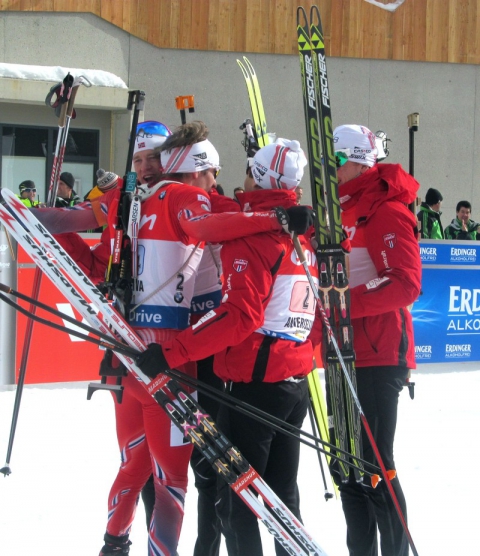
[
  {"x1": 135, "y1": 343, "x2": 170, "y2": 379},
  {"x1": 275, "y1": 206, "x2": 315, "y2": 235}
]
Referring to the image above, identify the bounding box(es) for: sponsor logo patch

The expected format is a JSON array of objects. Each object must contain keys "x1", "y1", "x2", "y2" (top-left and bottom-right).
[
  {"x1": 383, "y1": 233, "x2": 396, "y2": 248},
  {"x1": 233, "y1": 258, "x2": 248, "y2": 272}
]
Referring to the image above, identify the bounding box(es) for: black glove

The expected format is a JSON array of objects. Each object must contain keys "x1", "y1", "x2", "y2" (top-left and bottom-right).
[
  {"x1": 135, "y1": 343, "x2": 170, "y2": 379},
  {"x1": 275, "y1": 206, "x2": 315, "y2": 235}
]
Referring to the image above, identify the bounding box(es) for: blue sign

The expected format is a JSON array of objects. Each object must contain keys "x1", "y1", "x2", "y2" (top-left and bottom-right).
[{"x1": 412, "y1": 240, "x2": 480, "y2": 363}]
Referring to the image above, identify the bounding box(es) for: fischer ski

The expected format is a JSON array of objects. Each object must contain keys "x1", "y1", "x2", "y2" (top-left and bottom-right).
[
  {"x1": 237, "y1": 56, "x2": 270, "y2": 147},
  {"x1": 0, "y1": 189, "x2": 328, "y2": 556},
  {"x1": 297, "y1": 4, "x2": 363, "y2": 484},
  {"x1": 295, "y1": 6, "x2": 419, "y2": 555}
]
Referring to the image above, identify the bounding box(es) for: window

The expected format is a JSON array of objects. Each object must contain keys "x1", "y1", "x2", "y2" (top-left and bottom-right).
[{"x1": 1, "y1": 124, "x2": 99, "y2": 202}]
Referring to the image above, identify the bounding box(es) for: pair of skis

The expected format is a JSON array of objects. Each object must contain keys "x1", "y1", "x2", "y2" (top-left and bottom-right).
[
  {"x1": 297, "y1": 5, "x2": 363, "y2": 485},
  {"x1": 237, "y1": 56, "x2": 270, "y2": 147},
  {"x1": 237, "y1": 53, "x2": 336, "y2": 501},
  {"x1": 296, "y1": 6, "x2": 418, "y2": 555},
  {"x1": 0, "y1": 188, "x2": 328, "y2": 556}
]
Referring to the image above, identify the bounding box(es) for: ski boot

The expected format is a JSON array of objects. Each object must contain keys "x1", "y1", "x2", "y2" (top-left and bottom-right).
[{"x1": 99, "y1": 533, "x2": 131, "y2": 555}]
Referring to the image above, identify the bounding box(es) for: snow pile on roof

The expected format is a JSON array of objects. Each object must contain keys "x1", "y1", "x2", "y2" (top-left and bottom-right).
[{"x1": 0, "y1": 63, "x2": 128, "y2": 89}]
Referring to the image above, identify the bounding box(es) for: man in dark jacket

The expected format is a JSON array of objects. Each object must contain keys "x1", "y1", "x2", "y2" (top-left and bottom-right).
[
  {"x1": 333, "y1": 124, "x2": 422, "y2": 556},
  {"x1": 417, "y1": 187, "x2": 444, "y2": 238},
  {"x1": 55, "y1": 171, "x2": 81, "y2": 208},
  {"x1": 444, "y1": 200, "x2": 480, "y2": 240}
]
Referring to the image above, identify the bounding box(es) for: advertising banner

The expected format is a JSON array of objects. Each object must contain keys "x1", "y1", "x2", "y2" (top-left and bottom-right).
[
  {"x1": 16, "y1": 235, "x2": 104, "y2": 384},
  {"x1": 412, "y1": 240, "x2": 480, "y2": 364}
]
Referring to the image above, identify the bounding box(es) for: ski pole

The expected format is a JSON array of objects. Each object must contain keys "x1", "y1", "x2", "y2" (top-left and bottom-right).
[
  {"x1": 307, "y1": 400, "x2": 334, "y2": 501},
  {"x1": 0, "y1": 73, "x2": 85, "y2": 477},
  {"x1": 407, "y1": 113, "x2": 419, "y2": 215},
  {"x1": 292, "y1": 233, "x2": 419, "y2": 556},
  {"x1": 0, "y1": 281, "x2": 380, "y2": 477},
  {"x1": 406, "y1": 112, "x2": 420, "y2": 399}
]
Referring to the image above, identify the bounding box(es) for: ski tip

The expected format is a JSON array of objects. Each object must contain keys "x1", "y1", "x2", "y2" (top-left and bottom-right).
[{"x1": 297, "y1": 5, "x2": 308, "y2": 25}]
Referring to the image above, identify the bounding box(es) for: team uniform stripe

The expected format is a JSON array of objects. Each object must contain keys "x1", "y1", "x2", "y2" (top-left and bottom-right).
[{"x1": 162, "y1": 145, "x2": 191, "y2": 174}]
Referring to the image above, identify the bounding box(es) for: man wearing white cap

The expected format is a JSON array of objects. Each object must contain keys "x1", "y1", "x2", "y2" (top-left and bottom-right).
[
  {"x1": 137, "y1": 137, "x2": 320, "y2": 556},
  {"x1": 331, "y1": 124, "x2": 421, "y2": 556}
]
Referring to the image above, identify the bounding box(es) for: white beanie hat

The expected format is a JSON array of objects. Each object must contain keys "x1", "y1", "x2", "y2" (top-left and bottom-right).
[
  {"x1": 333, "y1": 125, "x2": 378, "y2": 167},
  {"x1": 252, "y1": 138, "x2": 307, "y2": 190}
]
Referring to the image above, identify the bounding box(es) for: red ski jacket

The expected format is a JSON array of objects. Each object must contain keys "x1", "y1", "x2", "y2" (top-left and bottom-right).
[
  {"x1": 339, "y1": 163, "x2": 421, "y2": 369},
  {"x1": 162, "y1": 189, "x2": 322, "y2": 383}
]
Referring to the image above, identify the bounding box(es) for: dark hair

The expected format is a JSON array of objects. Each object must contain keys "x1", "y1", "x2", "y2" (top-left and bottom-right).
[
  {"x1": 456, "y1": 200, "x2": 471, "y2": 212},
  {"x1": 158, "y1": 121, "x2": 209, "y2": 152},
  {"x1": 215, "y1": 184, "x2": 225, "y2": 196}
]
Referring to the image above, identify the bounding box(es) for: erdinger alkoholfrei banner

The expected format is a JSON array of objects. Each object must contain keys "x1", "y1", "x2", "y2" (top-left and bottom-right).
[{"x1": 411, "y1": 240, "x2": 480, "y2": 364}]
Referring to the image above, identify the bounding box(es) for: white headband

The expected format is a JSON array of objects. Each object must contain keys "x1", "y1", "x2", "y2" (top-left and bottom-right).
[{"x1": 160, "y1": 139, "x2": 220, "y2": 174}]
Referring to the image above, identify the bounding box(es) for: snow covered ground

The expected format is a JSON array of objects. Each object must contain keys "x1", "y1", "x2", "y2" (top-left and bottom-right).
[{"x1": 1, "y1": 363, "x2": 479, "y2": 555}]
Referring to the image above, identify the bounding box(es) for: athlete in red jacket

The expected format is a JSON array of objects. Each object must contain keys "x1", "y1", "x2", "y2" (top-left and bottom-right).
[
  {"x1": 333, "y1": 124, "x2": 421, "y2": 556},
  {"x1": 138, "y1": 138, "x2": 320, "y2": 556}
]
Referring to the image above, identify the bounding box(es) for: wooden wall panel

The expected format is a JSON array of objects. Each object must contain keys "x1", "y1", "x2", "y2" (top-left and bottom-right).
[{"x1": 1, "y1": 0, "x2": 480, "y2": 64}]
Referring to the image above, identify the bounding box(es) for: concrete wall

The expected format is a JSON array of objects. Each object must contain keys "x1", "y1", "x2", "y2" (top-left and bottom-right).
[{"x1": 1, "y1": 10, "x2": 479, "y2": 222}]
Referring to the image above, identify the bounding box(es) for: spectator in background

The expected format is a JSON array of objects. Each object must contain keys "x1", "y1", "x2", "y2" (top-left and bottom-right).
[
  {"x1": 444, "y1": 200, "x2": 480, "y2": 240},
  {"x1": 417, "y1": 187, "x2": 444, "y2": 239},
  {"x1": 55, "y1": 172, "x2": 81, "y2": 208},
  {"x1": 295, "y1": 185, "x2": 303, "y2": 204},
  {"x1": 16, "y1": 180, "x2": 40, "y2": 207},
  {"x1": 233, "y1": 186, "x2": 244, "y2": 200}
]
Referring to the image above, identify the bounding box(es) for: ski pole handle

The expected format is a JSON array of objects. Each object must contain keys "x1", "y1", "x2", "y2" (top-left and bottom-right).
[{"x1": 292, "y1": 233, "x2": 318, "y2": 296}]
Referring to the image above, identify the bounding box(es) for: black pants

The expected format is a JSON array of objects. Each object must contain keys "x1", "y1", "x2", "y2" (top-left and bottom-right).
[
  {"x1": 190, "y1": 355, "x2": 225, "y2": 556},
  {"x1": 330, "y1": 365, "x2": 409, "y2": 556},
  {"x1": 215, "y1": 379, "x2": 309, "y2": 556}
]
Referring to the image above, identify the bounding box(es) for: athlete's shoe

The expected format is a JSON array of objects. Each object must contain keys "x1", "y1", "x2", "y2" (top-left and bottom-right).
[{"x1": 99, "y1": 533, "x2": 131, "y2": 555}]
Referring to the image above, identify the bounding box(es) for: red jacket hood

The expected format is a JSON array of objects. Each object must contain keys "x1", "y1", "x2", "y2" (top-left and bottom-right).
[{"x1": 339, "y1": 163, "x2": 419, "y2": 222}]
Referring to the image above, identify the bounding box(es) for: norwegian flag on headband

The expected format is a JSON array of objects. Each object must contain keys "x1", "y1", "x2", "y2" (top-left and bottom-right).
[
  {"x1": 383, "y1": 233, "x2": 397, "y2": 248},
  {"x1": 233, "y1": 258, "x2": 248, "y2": 272}
]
